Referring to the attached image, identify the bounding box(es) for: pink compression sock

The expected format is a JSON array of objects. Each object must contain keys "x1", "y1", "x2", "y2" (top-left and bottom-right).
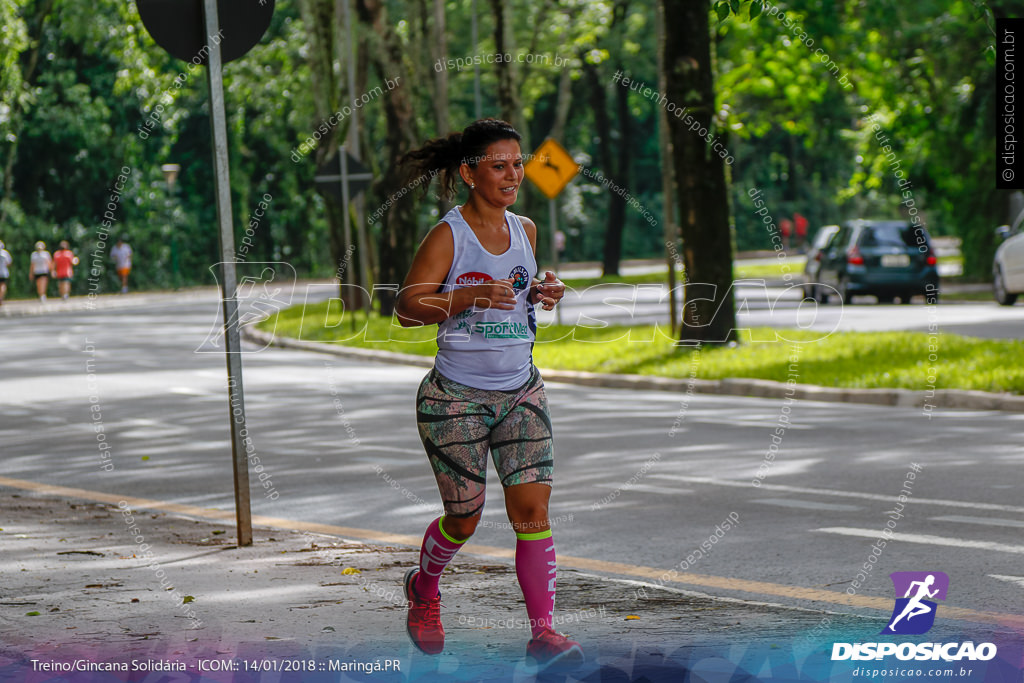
[
  {"x1": 413, "y1": 516, "x2": 466, "y2": 599},
  {"x1": 515, "y1": 529, "x2": 557, "y2": 638}
]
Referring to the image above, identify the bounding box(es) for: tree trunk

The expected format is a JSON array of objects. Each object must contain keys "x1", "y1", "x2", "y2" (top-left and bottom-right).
[
  {"x1": 662, "y1": 0, "x2": 736, "y2": 346},
  {"x1": 582, "y1": 61, "x2": 627, "y2": 277},
  {"x1": 356, "y1": 0, "x2": 420, "y2": 316},
  {"x1": 548, "y1": 67, "x2": 573, "y2": 142},
  {"x1": 299, "y1": 0, "x2": 351, "y2": 301},
  {"x1": 488, "y1": 0, "x2": 525, "y2": 136},
  {"x1": 607, "y1": 64, "x2": 632, "y2": 275},
  {"x1": 430, "y1": 0, "x2": 449, "y2": 134},
  {"x1": 430, "y1": 0, "x2": 451, "y2": 218}
]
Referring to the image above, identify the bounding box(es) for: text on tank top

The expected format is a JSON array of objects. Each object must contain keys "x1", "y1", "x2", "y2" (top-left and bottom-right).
[{"x1": 434, "y1": 206, "x2": 537, "y2": 390}]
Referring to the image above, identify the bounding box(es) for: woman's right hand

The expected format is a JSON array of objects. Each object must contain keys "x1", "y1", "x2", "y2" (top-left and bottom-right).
[{"x1": 471, "y1": 278, "x2": 517, "y2": 310}]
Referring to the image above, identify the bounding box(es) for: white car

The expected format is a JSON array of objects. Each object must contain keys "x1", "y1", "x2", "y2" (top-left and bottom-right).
[{"x1": 994, "y1": 212, "x2": 1024, "y2": 306}]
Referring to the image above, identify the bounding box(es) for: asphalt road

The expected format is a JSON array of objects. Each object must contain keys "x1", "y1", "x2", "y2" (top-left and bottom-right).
[
  {"x1": 3, "y1": 293, "x2": 1023, "y2": 633},
  {"x1": 538, "y1": 282, "x2": 1024, "y2": 340},
  {"x1": 550, "y1": 256, "x2": 1024, "y2": 340}
]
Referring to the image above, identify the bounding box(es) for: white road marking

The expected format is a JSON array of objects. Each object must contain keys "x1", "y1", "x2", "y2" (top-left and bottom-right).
[
  {"x1": 752, "y1": 498, "x2": 861, "y2": 512},
  {"x1": 562, "y1": 428, "x2": 677, "y2": 439},
  {"x1": 576, "y1": 573, "x2": 881, "y2": 620},
  {"x1": 814, "y1": 527, "x2": 1024, "y2": 555},
  {"x1": 650, "y1": 474, "x2": 1024, "y2": 514},
  {"x1": 168, "y1": 387, "x2": 210, "y2": 396},
  {"x1": 352, "y1": 446, "x2": 425, "y2": 457},
  {"x1": 593, "y1": 483, "x2": 687, "y2": 496},
  {"x1": 988, "y1": 575, "x2": 1024, "y2": 589},
  {"x1": 931, "y1": 515, "x2": 1024, "y2": 529}
]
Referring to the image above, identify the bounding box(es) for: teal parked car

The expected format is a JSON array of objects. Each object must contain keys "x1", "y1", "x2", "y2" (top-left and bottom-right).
[{"x1": 812, "y1": 220, "x2": 940, "y2": 305}]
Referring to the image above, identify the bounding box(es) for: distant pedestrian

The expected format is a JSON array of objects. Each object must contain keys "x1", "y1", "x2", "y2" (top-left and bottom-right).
[
  {"x1": 779, "y1": 218, "x2": 793, "y2": 251},
  {"x1": 53, "y1": 240, "x2": 80, "y2": 301},
  {"x1": 30, "y1": 241, "x2": 52, "y2": 302},
  {"x1": 794, "y1": 213, "x2": 809, "y2": 250},
  {"x1": 110, "y1": 237, "x2": 133, "y2": 293},
  {"x1": 0, "y1": 240, "x2": 12, "y2": 306}
]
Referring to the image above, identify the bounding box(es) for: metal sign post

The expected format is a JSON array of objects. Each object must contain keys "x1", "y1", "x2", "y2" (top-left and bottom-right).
[
  {"x1": 202, "y1": 0, "x2": 251, "y2": 547},
  {"x1": 340, "y1": 147, "x2": 355, "y2": 317},
  {"x1": 314, "y1": 149, "x2": 373, "y2": 324},
  {"x1": 339, "y1": 147, "x2": 372, "y2": 312},
  {"x1": 340, "y1": 0, "x2": 372, "y2": 313},
  {"x1": 656, "y1": 4, "x2": 680, "y2": 335},
  {"x1": 137, "y1": 0, "x2": 274, "y2": 549},
  {"x1": 548, "y1": 198, "x2": 561, "y2": 324},
  {"x1": 525, "y1": 138, "x2": 578, "y2": 326}
]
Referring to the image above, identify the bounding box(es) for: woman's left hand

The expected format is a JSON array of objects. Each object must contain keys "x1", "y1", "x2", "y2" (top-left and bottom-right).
[{"x1": 531, "y1": 271, "x2": 565, "y2": 310}]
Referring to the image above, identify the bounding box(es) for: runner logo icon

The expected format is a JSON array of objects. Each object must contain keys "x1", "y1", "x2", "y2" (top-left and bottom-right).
[
  {"x1": 509, "y1": 265, "x2": 530, "y2": 291},
  {"x1": 881, "y1": 571, "x2": 949, "y2": 635}
]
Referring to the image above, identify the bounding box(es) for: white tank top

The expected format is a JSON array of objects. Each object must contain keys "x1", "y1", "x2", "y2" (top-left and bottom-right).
[{"x1": 434, "y1": 206, "x2": 537, "y2": 390}]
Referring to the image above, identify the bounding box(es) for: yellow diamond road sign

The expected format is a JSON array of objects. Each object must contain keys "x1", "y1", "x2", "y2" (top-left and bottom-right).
[{"x1": 525, "y1": 139, "x2": 579, "y2": 200}]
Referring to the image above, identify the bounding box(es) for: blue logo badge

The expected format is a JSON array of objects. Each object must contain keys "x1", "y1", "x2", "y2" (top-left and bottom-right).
[
  {"x1": 509, "y1": 265, "x2": 530, "y2": 291},
  {"x1": 881, "y1": 571, "x2": 949, "y2": 635}
]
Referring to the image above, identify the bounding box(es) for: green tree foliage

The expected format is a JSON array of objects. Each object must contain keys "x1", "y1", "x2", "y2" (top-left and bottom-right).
[
  {"x1": 0, "y1": 0, "x2": 324, "y2": 298},
  {"x1": 718, "y1": 0, "x2": 1009, "y2": 277},
  {"x1": 0, "y1": 0, "x2": 1012, "y2": 303}
]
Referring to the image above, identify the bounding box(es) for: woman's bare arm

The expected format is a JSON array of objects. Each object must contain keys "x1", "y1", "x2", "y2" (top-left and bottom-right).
[{"x1": 396, "y1": 222, "x2": 516, "y2": 327}]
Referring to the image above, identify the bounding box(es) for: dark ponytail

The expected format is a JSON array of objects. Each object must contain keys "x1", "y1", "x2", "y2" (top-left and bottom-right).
[{"x1": 400, "y1": 118, "x2": 522, "y2": 200}]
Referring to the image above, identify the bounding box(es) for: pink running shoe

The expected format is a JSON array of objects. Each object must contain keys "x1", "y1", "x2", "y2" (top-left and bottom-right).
[
  {"x1": 403, "y1": 568, "x2": 444, "y2": 654},
  {"x1": 526, "y1": 627, "x2": 584, "y2": 670}
]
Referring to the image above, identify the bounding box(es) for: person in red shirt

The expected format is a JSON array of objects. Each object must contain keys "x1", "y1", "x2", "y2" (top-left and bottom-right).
[
  {"x1": 779, "y1": 218, "x2": 793, "y2": 251},
  {"x1": 52, "y1": 241, "x2": 79, "y2": 301},
  {"x1": 794, "y1": 213, "x2": 809, "y2": 250}
]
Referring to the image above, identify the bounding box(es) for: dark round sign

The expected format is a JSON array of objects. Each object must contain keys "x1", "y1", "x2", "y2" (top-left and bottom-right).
[{"x1": 137, "y1": 0, "x2": 275, "y2": 65}]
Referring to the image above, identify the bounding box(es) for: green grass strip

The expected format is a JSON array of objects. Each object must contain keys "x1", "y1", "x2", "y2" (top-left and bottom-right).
[
  {"x1": 559, "y1": 261, "x2": 799, "y2": 289},
  {"x1": 259, "y1": 302, "x2": 1024, "y2": 394}
]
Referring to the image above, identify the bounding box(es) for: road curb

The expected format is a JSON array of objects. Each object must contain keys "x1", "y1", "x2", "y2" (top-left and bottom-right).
[{"x1": 243, "y1": 327, "x2": 1024, "y2": 413}]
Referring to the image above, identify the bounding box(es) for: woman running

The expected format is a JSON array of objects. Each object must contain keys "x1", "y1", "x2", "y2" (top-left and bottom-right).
[
  {"x1": 30, "y1": 241, "x2": 53, "y2": 302},
  {"x1": 52, "y1": 240, "x2": 80, "y2": 300},
  {"x1": 394, "y1": 118, "x2": 581, "y2": 670},
  {"x1": 0, "y1": 240, "x2": 12, "y2": 306}
]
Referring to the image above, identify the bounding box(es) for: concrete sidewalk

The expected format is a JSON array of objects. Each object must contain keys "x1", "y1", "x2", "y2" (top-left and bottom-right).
[
  {"x1": 0, "y1": 487, "x2": 958, "y2": 683},
  {"x1": 0, "y1": 288, "x2": 220, "y2": 318}
]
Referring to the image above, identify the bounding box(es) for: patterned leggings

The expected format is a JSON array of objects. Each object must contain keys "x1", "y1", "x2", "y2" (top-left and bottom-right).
[{"x1": 415, "y1": 366, "x2": 554, "y2": 518}]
